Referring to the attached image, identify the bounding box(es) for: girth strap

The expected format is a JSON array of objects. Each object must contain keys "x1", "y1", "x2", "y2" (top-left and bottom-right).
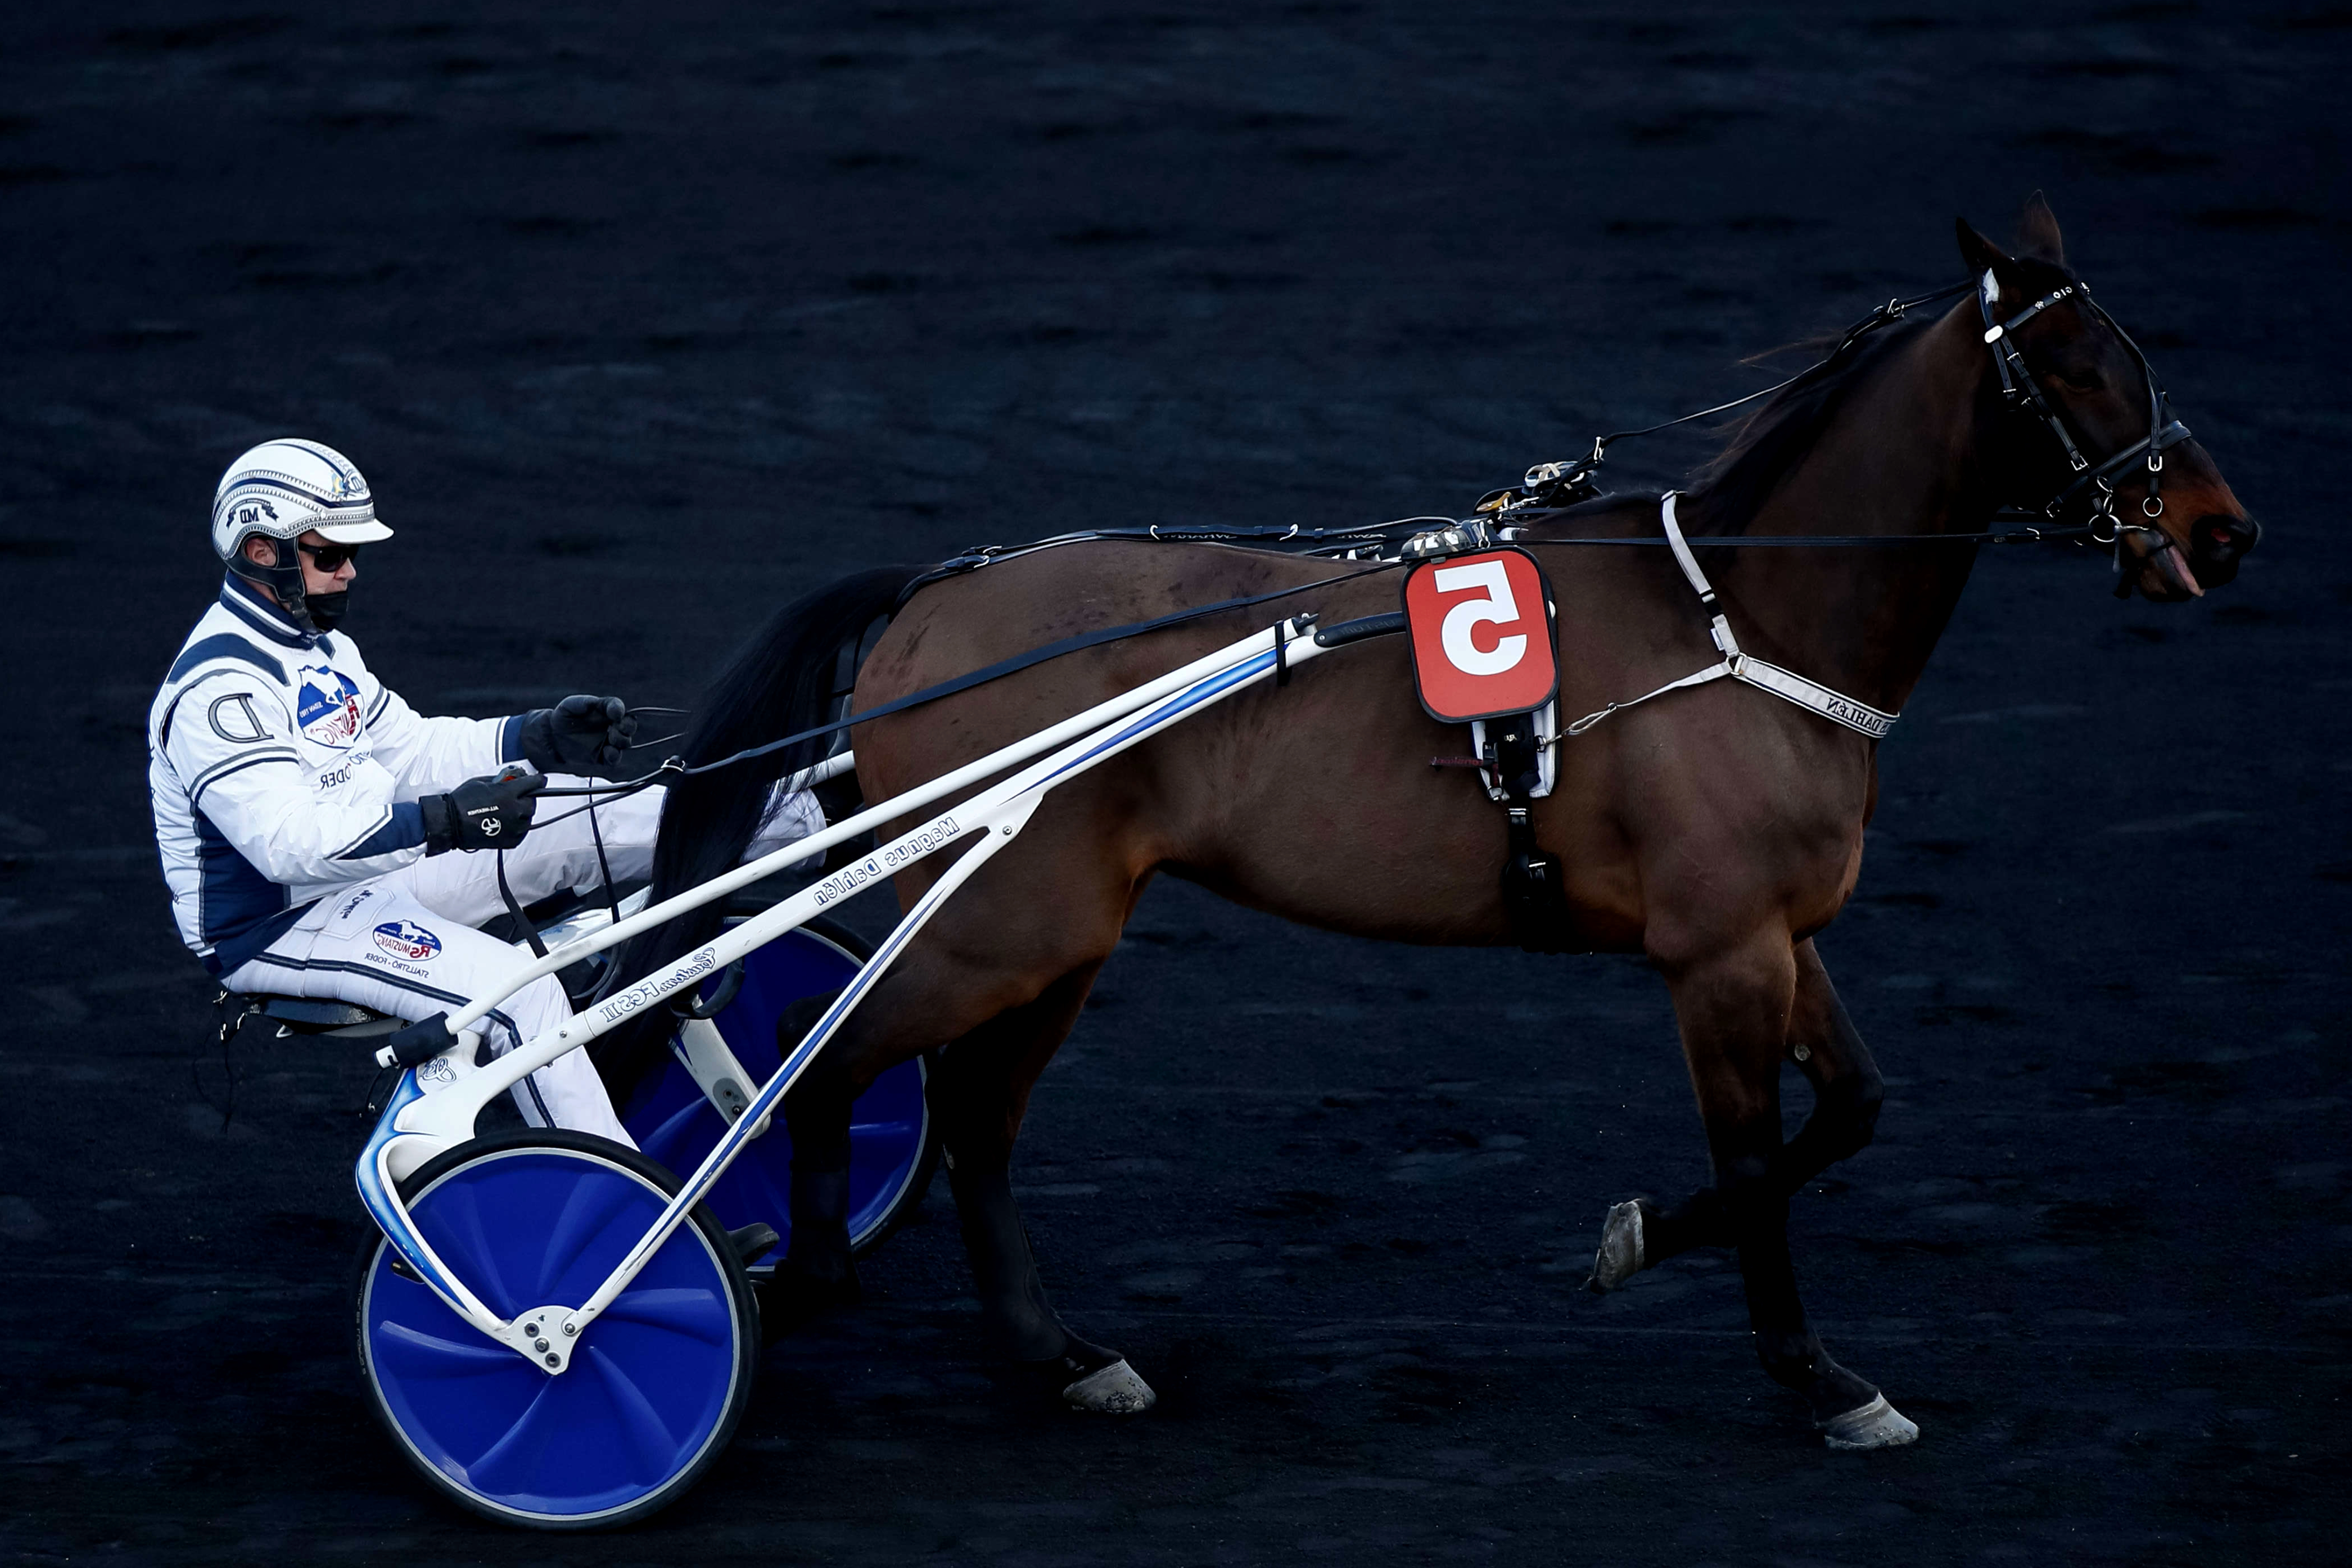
[{"x1": 1484, "y1": 713, "x2": 1582, "y2": 954}]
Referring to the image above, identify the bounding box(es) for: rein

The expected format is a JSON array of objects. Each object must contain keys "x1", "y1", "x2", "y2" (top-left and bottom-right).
[
  {"x1": 543, "y1": 514, "x2": 2075, "y2": 806},
  {"x1": 544, "y1": 267, "x2": 2193, "y2": 797},
  {"x1": 530, "y1": 559, "x2": 1410, "y2": 802}
]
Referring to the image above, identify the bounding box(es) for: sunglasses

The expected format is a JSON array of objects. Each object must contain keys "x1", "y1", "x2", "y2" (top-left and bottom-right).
[{"x1": 295, "y1": 541, "x2": 364, "y2": 572}]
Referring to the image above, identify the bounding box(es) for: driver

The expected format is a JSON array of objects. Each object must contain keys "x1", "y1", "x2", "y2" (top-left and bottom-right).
[{"x1": 147, "y1": 439, "x2": 823, "y2": 1144}]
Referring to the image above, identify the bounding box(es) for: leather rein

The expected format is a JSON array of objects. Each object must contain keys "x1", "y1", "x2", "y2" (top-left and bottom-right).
[{"x1": 546, "y1": 267, "x2": 2196, "y2": 795}]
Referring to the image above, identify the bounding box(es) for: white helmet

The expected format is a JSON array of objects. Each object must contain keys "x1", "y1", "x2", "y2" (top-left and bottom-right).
[
  {"x1": 212, "y1": 439, "x2": 395, "y2": 634},
  {"x1": 211, "y1": 437, "x2": 395, "y2": 559}
]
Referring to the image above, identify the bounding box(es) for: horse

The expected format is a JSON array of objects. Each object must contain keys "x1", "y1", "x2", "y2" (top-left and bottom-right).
[{"x1": 600, "y1": 196, "x2": 2257, "y2": 1448}]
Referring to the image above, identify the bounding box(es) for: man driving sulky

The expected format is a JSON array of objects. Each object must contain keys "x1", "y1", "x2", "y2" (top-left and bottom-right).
[{"x1": 147, "y1": 439, "x2": 823, "y2": 1143}]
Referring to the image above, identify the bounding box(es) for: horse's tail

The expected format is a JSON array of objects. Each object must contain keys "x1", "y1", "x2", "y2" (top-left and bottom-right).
[{"x1": 591, "y1": 564, "x2": 917, "y2": 1096}]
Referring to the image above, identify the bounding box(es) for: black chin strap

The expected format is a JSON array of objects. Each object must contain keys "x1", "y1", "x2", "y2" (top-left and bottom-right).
[{"x1": 226, "y1": 536, "x2": 319, "y2": 635}]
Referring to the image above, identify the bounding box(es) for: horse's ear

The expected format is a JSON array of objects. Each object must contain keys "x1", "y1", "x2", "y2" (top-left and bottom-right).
[
  {"x1": 1955, "y1": 217, "x2": 2009, "y2": 278},
  {"x1": 2015, "y1": 191, "x2": 2066, "y2": 264}
]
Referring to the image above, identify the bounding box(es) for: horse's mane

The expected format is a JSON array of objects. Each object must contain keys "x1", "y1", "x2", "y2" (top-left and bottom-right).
[
  {"x1": 1676, "y1": 315, "x2": 1936, "y2": 535},
  {"x1": 1681, "y1": 261, "x2": 2079, "y2": 534}
]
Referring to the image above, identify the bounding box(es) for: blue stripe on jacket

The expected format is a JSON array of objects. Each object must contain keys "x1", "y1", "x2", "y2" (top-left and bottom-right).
[
  {"x1": 167, "y1": 634, "x2": 287, "y2": 687},
  {"x1": 334, "y1": 802, "x2": 426, "y2": 861},
  {"x1": 193, "y1": 808, "x2": 311, "y2": 975}
]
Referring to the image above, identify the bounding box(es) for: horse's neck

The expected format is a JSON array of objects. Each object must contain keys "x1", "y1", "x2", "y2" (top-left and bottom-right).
[{"x1": 1711, "y1": 304, "x2": 1993, "y2": 716}]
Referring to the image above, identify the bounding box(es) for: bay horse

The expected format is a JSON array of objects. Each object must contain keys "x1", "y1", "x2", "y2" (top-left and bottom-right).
[{"x1": 602, "y1": 198, "x2": 2256, "y2": 1448}]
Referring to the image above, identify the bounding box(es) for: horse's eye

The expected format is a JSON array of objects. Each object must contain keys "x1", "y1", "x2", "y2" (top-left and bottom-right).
[{"x1": 2049, "y1": 368, "x2": 2103, "y2": 395}]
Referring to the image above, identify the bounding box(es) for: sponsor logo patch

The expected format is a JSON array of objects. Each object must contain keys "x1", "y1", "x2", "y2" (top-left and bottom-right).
[
  {"x1": 296, "y1": 664, "x2": 365, "y2": 751},
  {"x1": 372, "y1": 919, "x2": 441, "y2": 962}
]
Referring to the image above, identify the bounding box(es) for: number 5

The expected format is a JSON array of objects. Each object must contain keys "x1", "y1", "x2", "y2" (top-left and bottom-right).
[{"x1": 1432, "y1": 560, "x2": 1526, "y2": 676}]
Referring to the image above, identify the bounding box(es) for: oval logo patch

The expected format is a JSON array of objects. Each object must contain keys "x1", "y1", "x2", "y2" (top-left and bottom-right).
[{"x1": 372, "y1": 919, "x2": 441, "y2": 962}]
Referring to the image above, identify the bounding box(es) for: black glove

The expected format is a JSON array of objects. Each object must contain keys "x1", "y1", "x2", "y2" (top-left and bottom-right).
[
  {"x1": 421, "y1": 766, "x2": 546, "y2": 855},
  {"x1": 520, "y1": 695, "x2": 638, "y2": 778}
]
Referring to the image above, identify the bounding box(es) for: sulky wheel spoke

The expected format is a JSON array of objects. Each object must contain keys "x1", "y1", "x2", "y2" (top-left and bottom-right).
[
  {"x1": 597, "y1": 1285, "x2": 733, "y2": 1346},
  {"x1": 583, "y1": 1342, "x2": 685, "y2": 1486},
  {"x1": 638, "y1": 1096, "x2": 716, "y2": 1163},
  {"x1": 431, "y1": 1182, "x2": 516, "y2": 1313},
  {"x1": 535, "y1": 1166, "x2": 642, "y2": 1299},
  {"x1": 849, "y1": 1115, "x2": 919, "y2": 1140},
  {"x1": 372, "y1": 1318, "x2": 529, "y2": 1381},
  {"x1": 459, "y1": 1374, "x2": 562, "y2": 1496}
]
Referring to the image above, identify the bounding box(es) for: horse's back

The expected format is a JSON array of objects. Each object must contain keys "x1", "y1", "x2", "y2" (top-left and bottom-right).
[
  {"x1": 851, "y1": 525, "x2": 1872, "y2": 955},
  {"x1": 852, "y1": 540, "x2": 1516, "y2": 943}
]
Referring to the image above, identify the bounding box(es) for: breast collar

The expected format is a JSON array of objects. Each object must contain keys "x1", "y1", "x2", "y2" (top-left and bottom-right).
[{"x1": 1558, "y1": 493, "x2": 1901, "y2": 744}]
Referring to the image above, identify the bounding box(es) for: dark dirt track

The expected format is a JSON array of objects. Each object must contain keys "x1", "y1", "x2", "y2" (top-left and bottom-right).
[{"x1": 3, "y1": 3, "x2": 2348, "y2": 1563}]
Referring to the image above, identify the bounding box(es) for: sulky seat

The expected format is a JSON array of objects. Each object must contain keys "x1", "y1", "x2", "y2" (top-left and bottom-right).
[{"x1": 227, "y1": 993, "x2": 402, "y2": 1039}]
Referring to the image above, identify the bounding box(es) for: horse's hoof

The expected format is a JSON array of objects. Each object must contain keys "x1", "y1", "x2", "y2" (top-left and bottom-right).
[
  {"x1": 1062, "y1": 1358, "x2": 1157, "y2": 1415},
  {"x1": 1583, "y1": 1200, "x2": 1645, "y2": 1293},
  {"x1": 1818, "y1": 1393, "x2": 1919, "y2": 1450}
]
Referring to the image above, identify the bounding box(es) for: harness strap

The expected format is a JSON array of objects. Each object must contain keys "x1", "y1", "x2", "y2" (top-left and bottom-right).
[
  {"x1": 1486, "y1": 714, "x2": 1581, "y2": 953},
  {"x1": 649, "y1": 561, "x2": 1403, "y2": 782},
  {"x1": 1563, "y1": 662, "x2": 1735, "y2": 737},
  {"x1": 1975, "y1": 272, "x2": 2194, "y2": 526},
  {"x1": 1566, "y1": 495, "x2": 1899, "y2": 741}
]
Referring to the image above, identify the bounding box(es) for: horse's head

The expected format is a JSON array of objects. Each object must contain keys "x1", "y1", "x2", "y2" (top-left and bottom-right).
[{"x1": 1957, "y1": 194, "x2": 2258, "y2": 602}]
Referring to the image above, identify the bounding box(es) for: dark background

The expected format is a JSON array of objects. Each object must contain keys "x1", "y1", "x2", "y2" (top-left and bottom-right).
[{"x1": 2, "y1": 3, "x2": 2347, "y2": 1563}]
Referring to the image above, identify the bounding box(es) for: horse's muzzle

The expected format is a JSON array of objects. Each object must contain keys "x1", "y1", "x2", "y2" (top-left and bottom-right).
[{"x1": 2188, "y1": 512, "x2": 2260, "y2": 587}]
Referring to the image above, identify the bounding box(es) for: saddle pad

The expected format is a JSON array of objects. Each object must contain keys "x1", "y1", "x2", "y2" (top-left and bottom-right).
[{"x1": 1400, "y1": 547, "x2": 1558, "y2": 723}]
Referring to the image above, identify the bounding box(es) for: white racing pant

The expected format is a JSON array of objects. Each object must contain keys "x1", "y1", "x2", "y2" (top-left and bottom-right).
[{"x1": 222, "y1": 780, "x2": 824, "y2": 1146}]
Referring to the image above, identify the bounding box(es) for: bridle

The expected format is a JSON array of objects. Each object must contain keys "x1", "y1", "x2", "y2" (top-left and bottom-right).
[
  {"x1": 1974, "y1": 268, "x2": 2194, "y2": 543},
  {"x1": 1478, "y1": 268, "x2": 2203, "y2": 575}
]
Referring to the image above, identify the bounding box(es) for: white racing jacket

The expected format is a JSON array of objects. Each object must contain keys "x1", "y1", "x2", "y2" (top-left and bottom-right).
[{"x1": 149, "y1": 577, "x2": 529, "y2": 975}]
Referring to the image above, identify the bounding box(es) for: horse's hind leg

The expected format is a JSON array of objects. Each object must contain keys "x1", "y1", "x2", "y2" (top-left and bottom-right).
[
  {"x1": 1642, "y1": 931, "x2": 1916, "y2": 1447},
  {"x1": 781, "y1": 805, "x2": 1153, "y2": 1410},
  {"x1": 1588, "y1": 939, "x2": 1885, "y2": 1285},
  {"x1": 928, "y1": 962, "x2": 1156, "y2": 1413},
  {"x1": 769, "y1": 997, "x2": 864, "y2": 1322},
  {"x1": 769, "y1": 955, "x2": 1150, "y2": 1413}
]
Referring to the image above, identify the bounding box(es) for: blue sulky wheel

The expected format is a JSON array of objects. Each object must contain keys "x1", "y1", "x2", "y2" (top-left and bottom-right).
[
  {"x1": 354, "y1": 1130, "x2": 758, "y2": 1529},
  {"x1": 619, "y1": 916, "x2": 937, "y2": 1266}
]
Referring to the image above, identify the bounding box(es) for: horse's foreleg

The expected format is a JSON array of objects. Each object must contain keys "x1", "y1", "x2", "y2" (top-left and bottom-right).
[
  {"x1": 1777, "y1": 939, "x2": 1886, "y2": 1189},
  {"x1": 1657, "y1": 931, "x2": 1914, "y2": 1447},
  {"x1": 930, "y1": 964, "x2": 1157, "y2": 1414},
  {"x1": 1589, "y1": 939, "x2": 1885, "y2": 1286}
]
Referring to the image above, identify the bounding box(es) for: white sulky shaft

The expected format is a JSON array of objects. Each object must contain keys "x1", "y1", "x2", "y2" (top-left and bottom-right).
[
  {"x1": 558, "y1": 615, "x2": 1333, "y2": 1333},
  {"x1": 358, "y1": 614, "x2": 1337, "y2": 1353},
  {"x1": 423, "y1": 617, "x2": 1315, "y2": 1044}
]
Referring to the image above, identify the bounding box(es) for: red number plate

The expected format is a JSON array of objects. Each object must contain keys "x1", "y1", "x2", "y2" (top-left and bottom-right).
[{"x1": 1401, "y1": 547, "x2": 1558, "y2": 723}]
